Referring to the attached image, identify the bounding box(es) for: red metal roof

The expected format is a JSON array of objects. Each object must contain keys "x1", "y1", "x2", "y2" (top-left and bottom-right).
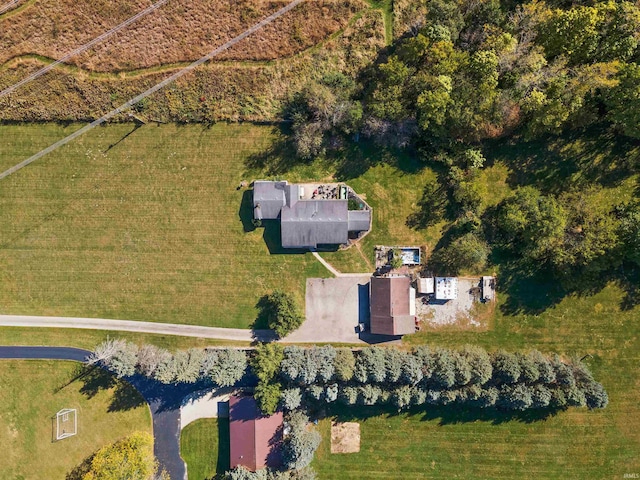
[
  {"x1": 229, "y1": 395, "x2": 283, "y2": 471},
  {"x1": 370, "y1": 276, "x2": 415, "y2": 336}
]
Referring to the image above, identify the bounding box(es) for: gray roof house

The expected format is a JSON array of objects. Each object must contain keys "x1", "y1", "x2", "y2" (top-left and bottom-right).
[{"x1": 253, "y1": 180, "x2": 371, "y2": 249}]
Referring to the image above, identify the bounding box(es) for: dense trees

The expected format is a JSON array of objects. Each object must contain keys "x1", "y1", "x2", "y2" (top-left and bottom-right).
[
  {"x1": 431, "y1": 232, "x2": 490, "y2": 275},
  {"x1": 280, "y1": 0, "x2": 640, "y2": 287},
  {"x1": 92, "y1": 341, "x2": 608, "y2": 416},
  {"x1": 494, "y1": 185, "x2": 627, "y2": 282},
  {"x1": 273, "y1": 345, "x2": 607, "y2": 413},
  {"x1": 204, "y1": 349, "x2": 248, "y2": 387}
]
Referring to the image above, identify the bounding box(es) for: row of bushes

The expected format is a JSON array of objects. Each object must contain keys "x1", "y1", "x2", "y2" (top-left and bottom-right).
[
  {"x1": 90, "y1": 339, "x2": 247, "y2": 387},
  {"x1": 280, "y1": 345, "x2": 604, "y2": 392},
  {"x1": 264, "y1": 345, "x2": 609, "y2": 412},
  {"x1": 282, "y1": 380, "x2": 606, "y2": 411}
]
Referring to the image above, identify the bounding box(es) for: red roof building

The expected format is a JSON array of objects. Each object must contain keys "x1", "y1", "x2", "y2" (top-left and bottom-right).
[
  {"x1": 229, "y1": 395, "x2": 283, "y2": 471},
  {"x1": 369, "y1": 276, "x2": 416, "y2": 336}
]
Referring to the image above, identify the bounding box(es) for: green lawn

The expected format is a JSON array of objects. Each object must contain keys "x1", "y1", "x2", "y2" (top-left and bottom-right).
[
  {"x1": 181, "y1": 418, "x2": 229, "y2": 480},
  {"x1": 0, "y1": 360, "x2": 152, "y2": 479},
  {"x1": 0, "y1": 123, "x2": 446, "y2": 324},
  {"x1": 0, "y1": 123, "x2": 329, "y2": 328},
  {"x1": 0, "y1": 326, "x2": 251, "y2": 351},
  {"x1": 2, "y1": 123, "x2": 639, "y2": 478}
]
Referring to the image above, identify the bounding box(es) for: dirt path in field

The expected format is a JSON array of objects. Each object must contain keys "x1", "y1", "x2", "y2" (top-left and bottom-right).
[{"x1": 312, "y1": 251, "x2": 372, "y2": 278}]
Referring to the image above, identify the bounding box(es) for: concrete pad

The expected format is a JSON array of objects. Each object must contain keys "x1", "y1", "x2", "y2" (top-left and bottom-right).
[
  {"x1": 284, "y1": 276, "x2": 371, "y2": 344},
  {"x1": 180, "y1": 388, "x2": 234, "y2": 429}
]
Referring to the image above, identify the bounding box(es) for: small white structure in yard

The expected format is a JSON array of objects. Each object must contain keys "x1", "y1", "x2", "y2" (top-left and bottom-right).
[
  {"x1": 417, "y1": 277, "x2": 434, "y2": 295},
  {"x1": 55, "y1": 408, "x2": 77, "y2": 440},
  {"x1": 435, "y1": 277, "x2": 458, "y2": 300},
  {"x1": 482, "y1": 276, "x2": 495, "y2": 301}
]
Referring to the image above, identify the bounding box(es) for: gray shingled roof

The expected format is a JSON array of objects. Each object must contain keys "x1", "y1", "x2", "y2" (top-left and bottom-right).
[
  {"x1": 347, "y1": 210, "x2": 371, "y2": 232},
  {"x1": 281, "y1": 200, "x2": 348, "y2": 248},
  {"x1": 253, "y1": 181, "x2": 287, "y2": 220}
]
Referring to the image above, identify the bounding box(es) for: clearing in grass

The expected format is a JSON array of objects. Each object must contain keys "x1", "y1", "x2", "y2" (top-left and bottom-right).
[{"x1": 331, "y1": 421, "x2": 360, "y2": 454}]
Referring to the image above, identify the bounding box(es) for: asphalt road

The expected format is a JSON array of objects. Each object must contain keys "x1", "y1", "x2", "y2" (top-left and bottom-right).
[{"x1": 0, "y1": 346, "x2": 196, "y2": 480}]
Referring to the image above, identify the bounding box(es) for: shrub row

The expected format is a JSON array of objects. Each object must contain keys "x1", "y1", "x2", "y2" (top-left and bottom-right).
[
  {"x1": 276, "y1": 345, "x2": 608, "y2": 410},
  {"x1": 90, "y1": 339, "x2": 247, "y2": 387}
]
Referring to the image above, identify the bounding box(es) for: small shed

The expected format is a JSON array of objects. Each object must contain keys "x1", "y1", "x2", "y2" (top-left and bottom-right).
[
  {"x1": 417, "y1": 277, "x2": 434, "y2": 295},
  {"x1": 435, "y1": 277, "x2": 458, "y2": 300},
  {"x1": 482, "y1": 276, "x2": 495, "y2": 301}
]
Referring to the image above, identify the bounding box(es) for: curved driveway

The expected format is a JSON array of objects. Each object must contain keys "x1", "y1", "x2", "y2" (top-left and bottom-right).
[{"x1": 0, "y1": 346, "x2": 199, "y2": 480}]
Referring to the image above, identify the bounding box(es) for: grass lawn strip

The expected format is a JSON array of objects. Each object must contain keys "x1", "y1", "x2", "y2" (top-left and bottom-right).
[{"x1": 180, "y1": 417, "x2": 230, "y2": 480}]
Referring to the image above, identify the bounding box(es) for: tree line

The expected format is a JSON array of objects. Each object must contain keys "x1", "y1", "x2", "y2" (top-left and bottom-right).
[
  {"x1": 252, "y1": 344, "x2": 608, "y2": 414},
  {"x1": 91, "y1": 341, "x2": 608, "y2": 414},
  {"x1": 90, "y1": 339, "x2": 247, "y2": 387}
]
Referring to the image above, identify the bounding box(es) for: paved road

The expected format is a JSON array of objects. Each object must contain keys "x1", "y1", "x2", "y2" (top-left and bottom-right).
[
  {"x1": 0, "y1": 346, "x2": 201, "y2": 480},
  {"x1": 0, "y1": 314, "x2": 276, "y2": 342},
  {"x1": 0, "y1": 345, "x2": 90, "y2": 362}
]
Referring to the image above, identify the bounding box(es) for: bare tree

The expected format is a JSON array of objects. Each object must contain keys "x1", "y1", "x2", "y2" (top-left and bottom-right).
[{"x1": 87, "y1": 338, "x2": 128, "y2": 365}]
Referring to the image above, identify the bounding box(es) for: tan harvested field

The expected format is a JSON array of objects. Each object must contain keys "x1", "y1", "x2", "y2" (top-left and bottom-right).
[
  {"x1": 0, "y1": 5, "x2": 384, "y2": 122},
  {"x1": 0, "y1": 0, "x2": 364, "y2": 71}
]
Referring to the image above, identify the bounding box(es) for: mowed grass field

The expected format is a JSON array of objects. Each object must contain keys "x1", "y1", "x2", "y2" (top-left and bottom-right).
[
  {"x1": 0, "y1": 123, "x2": 329, "y2": 328},
  {"x1": 0, "y1": 360, "x2": 151, "y2": 479},
  {"x1": 180, "y1": 417, "x2": 229, "y2": 480},
  {"x1": 0, "y1": 123, "x2": 443, "y2": 327}
]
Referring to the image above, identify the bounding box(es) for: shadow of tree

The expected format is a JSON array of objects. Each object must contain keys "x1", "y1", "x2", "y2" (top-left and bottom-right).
[
  {"x1": 78, "y1": 365, "x2": 117, "y2": 400},
  {"x1": 484, "y1": 127, "x2": 639, "y2": 194},
  {"x1": 108, "y1": 380, "x2": 146, "y2": 412},
  {"x1": 406, "y1": 180, "x2": 448, "y2": 230},
  {"x1": 77, "y1": 365, "x2": 146, "y2": 412},
  {"x1": 618, "y1": 266, "x2": 640, "y2": 311},
  {"x1": 65, "y1": 452, "x2": 94, "y2": 480},
  {"x1": 253, "y1": 295, "x2": 272, "y2": 330},
  {"x1": 323, "y1": 402, "x2": 563, "y2": 427}
]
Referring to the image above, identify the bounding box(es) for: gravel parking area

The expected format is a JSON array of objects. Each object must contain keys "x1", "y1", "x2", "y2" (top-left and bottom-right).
[{"x1": 417, "y1": 278, "x2": 482, "y2": 327}]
